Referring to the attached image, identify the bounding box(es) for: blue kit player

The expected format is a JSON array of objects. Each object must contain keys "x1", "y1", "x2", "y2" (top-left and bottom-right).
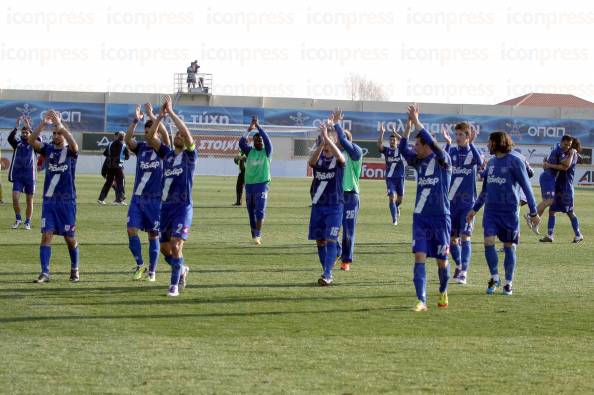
[
  {"x1": 531, "y1": 135, "x2": 573, "y2": 234},
  {"x1": 8, "y1": 116, "x2": 39, "y2": 230},
  {"x1": 541, "y1": 137, "x2": 583, "y2": 243},
  {"x1": 146, "y1": 96, "x2": 197, "y2": 297},
  {"x1": 239, "y1": 116, "x2": 272, "y2": 246},
  {"x1": 29, "y1": 110, "x2": 80, "y2": 283},
  {"x1": 308, "y1": 122, "x2": 345, "y2": 286},
  {"x1": 467, "y1": 132, "x2": 540, "y2": 296},
  {"x1": 378, "y1": 122, "x2": 406, "y2": 225},
  {"x1": 442, "y1": 122, "x2": 483, "y2": 285},
  {"x1": 125, "y1": 103, "x2": 170, "y2": 282},
  {"x1": 399, "y1": 105, "x2": 452, "y2": 312},
  {"x1": 330, "y1": 109, "x2": 362, "y2": 272}
]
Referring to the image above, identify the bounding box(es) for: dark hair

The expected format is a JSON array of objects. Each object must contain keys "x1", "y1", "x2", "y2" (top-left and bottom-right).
[
  {"x1": 454, "y1": 122, "x2": 470, "y2": 137},
  {"x1": 561, "y1": 135, "x2": 573, "y2": 143},
  {"x1": 253, "y1": 133, "x2": 262, "y2": 139},
  {"x1": 144, "y1": 120, "x2": 154, "y2": 129},
  {"x1": 20, "y1": 126, "x2": 31, "y2": 132},
  {"x1": 571, "y1": 137, "x2": 582, "y2": 153},
  {"x1": 489, "y1": 131, "x2": 513, "y2": 154},
  {"x1": 416, "y1": 134, "x2": 429, "y2": 145}
]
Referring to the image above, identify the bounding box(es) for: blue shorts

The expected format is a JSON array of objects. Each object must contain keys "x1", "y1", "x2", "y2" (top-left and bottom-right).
[
  {"x1": 483, "y1": 210, "x2": 519, "y2": 244},
  {"x1": 450, "y1": 206, "x2": 474, "y2": 237},
  {"x1": 127, "y1": 198, "x2": 161, "y2": 233},
  {"x1": 12, "y1": 179, "x2": 35, "y2": 195},
  {"x1": 308, "y1": 204, "x2": 343, "y2": 241},
  {"x1": 246, "y1": 182, "x2": 269, "y2": 221},
  {"x1": 386, "y1": 177, "x2": 405, "y2": 196},
  {"x1": 551, "y1": 189, "x2": 574, "y2": 213},
  {"x1": 159, "y1": 203, "x2": 193, "y2": 242},
  {"x1": 41, "y1": 200, "x2": 77, "y2": 237},
  {"x1": 539, "y1": 172, "x2": 556, "y2": 200},
  {"x1": 412, "y1": 214, "x2": 451, "y2": 260}
]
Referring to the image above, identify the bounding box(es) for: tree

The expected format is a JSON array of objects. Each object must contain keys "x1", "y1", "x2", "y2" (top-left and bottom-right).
[{"x1": 345, "y1": 73, "x2": 388, "y2": 101}]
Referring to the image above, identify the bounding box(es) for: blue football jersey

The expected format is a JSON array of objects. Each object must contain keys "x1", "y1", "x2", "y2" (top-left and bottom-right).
[
  {"x1": 399, "y1": 131, "x2": 452, "y2": 217},
  {"x1": 447, "y1": 144, "x2": 482, "y2": 209},
  {"x1": 39, "y1": 143, "x2": 77, "y2": 201},
  {"x1": 474, "y1": 153, "x2": 536, "y2": 214},
  {"x1": 158, "y1": 144, "x2": 198, "y2": 206},
  {"x1": 8, "y1": 132, "x2": 37, "y2": 183},
  {"x1": 544, "y1": 144, "x2": 562, "y2": 178},
  {"x1": 382, "y1": 146, "x2": 405, "y2": 179},
  {"x1": 311, "y1": 154, "x2": 344, "y2": 206},
  {"x1": 131, "y1": 142, "x2": 163, "y2": 201},
  {"x1": 556, "y1": 152, "x2": 578, "y2": 192}
]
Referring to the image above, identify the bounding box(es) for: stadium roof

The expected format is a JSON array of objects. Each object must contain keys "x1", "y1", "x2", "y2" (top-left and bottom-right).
[{"x1": 498, "y1": 93, "x2": 594, "y2": 109}]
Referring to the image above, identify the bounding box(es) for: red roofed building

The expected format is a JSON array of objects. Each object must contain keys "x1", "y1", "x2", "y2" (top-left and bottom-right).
[{"x1": 499, "y1": 93, "x2": 594, "y2": 109}]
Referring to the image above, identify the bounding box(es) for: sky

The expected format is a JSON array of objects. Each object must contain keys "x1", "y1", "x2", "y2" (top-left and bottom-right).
[{"x1": 1, "y1": 0, "x2": 594, "y2": 105}]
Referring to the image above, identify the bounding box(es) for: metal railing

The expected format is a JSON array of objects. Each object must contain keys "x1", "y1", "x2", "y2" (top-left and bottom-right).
[{"x1": 174, "y1": 73, "x2": 212, "y2": 95}]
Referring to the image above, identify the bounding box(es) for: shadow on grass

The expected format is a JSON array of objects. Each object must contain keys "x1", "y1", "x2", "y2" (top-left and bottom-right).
[{"x1": 0, "y1": 305, "x2": 409, "y2": 323}]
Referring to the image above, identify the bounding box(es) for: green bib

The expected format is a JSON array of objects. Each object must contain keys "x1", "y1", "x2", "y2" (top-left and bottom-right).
[
  {"x1": 245, "y1": 148, "x2": 271, "y2": 185},
  {"x1": 343, "y1": 151, "x2": 362, "y2": 193}
]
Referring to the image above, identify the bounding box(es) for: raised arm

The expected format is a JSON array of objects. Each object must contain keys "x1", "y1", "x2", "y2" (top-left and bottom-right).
[
  {"x1": 125, "y1": 105, "x2": 143, "y2": 152},
  {"x1": 144, "y1": 102, "x2": 170, "y2": 147},
  {"x1": 255, "y1": 119, "x2": 272, "y2": 157},
  {"x1": 50, "y1": 110, "x2": 78, "y2": 154},
  {"x1": 322, "y1": 123, "x2": 345, "y2": 165},
  {"x1": 409, "y1": 105, "x2": 448, "y2": 167},
  {"x1": 377, "y1": 123, "x2": 386, "y2": 152},
  {"x1": 308, "y1": 133, "x2": 324, "y2": 168},
  {"x1": 145, "y1": 108, "x2": 163, "y2": 151},
  {"x1": 28, "y1": 114, "x2": 48, "y2": 152},
  {"x1": 163, "y1": 95, "x2": 194, "y2": 149},
  {"x1": 398, "y1": 119, "x2": 417, "y2": 165},
  {"x1": 330, "y1": 108, "x2": 361, "y2": 161},
  {"x1": 239, "y1": 117, "x2": 255, "y2": 155}
]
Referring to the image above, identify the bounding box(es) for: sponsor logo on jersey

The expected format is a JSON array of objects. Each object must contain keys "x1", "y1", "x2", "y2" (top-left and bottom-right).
[
  {"x1": 139, "y1": 161, "x2": 160, "y2": 170},
  {"x1": 164, "y1": 168, "x2": 183, "y2": 177},
  {"x1": 315, "y1": 171, "x2": 336, "y2": 181},
  {"x1": 487, "y1": 175, "x2": 507, "y2": 185},
  {"x1": 48, "y1": 164, "x2": 69, "y2": 172},
  {"x1": 418, "y1": 177, "x2": 439, "y2": 186},
  {"x1": 452, "y1": 167, "x2": 473, "y2": 176}
]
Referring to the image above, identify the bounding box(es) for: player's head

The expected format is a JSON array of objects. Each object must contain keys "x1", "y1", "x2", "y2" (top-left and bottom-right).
[
  {"x1": 144, "y1": 120, "x2": 153, "y2": 135},
  {"x1": 389, "y1": 132, "x2": 399, "y2": 148},
  {"x1": 560, "y1": 135, "x2": 573, "y2": 152},
  {"x1": 336, "y1": 129, "x2": 352, "y2": 150},
  {"x1": 414, "y1": 133, "x2": 433, "y2": 159},
  {"x1": 173, "y1": 131, "x2": 186, "y2": 149},
  {"x1": 20, "y1": 126, "x2": 31, "y2": 141},
  {"x1": 51, "y1": 127, "x2": 64, "y2": 145},
  {"x1": 253, "y1": 133, "x2": 264, "y2": 150},
  {"x1": 571, "y1": 137, "x2": 582, "y2": 153},
  {"x1": 454, "y1": 122, "x2": 471, "y2": 146},
  {"x1": 488, "y1": 131, "x2": 513, "y2": 155},
  {"x1": 116, "y1": 131, "x2": 125, "y2": 141},
  {"x1": 322, "y1": 131, "x2": 338, "y2": 156}
]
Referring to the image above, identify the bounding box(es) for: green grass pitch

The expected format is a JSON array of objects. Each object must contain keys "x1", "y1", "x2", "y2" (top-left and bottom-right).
[{"x1": 0, "y1": 173, "x2": 593, "y2": 394}]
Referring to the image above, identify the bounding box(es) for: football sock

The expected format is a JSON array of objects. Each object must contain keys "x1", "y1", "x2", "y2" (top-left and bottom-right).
[
  {"x1": 389, "y1": 202, "x2": 397, "y2": 222},
  {"x1": 450, "y1": 243, "x2": 461, "y2": 267},
  {"x1": 438, "y1": 265, "x2": 450, "y2": 293},
  {"x1": 461, "y1": 240, "x2": 472, "y2": 271},
  {"x1": 547, "y1": 216, "x2": 556, "y2": 237},
  {"x1": 69, "y1": 245, "x2": 79, "y2": 270},
  {"x1": 40, "y1": 245, "x2": 51, "y2": 274},
  {"x1": 323, "y1": 242, "x2": 337, "y2": 278},
  {"x1": 170, "y1": 257, "x2": 182, "y2": 286},
  {"x1": 484, "y1": 245, "x2": 499, "y2": 277},
  {"x1": 128, "y1": 235, "x2": 143, "y2": 266},
  {"x1": 413, "y1": 263, "x2": 427, "y2": 303},
  {"x1": 570, "y1": 216, "x2": 581, "y2": 237},
  {"x1": 148, "y1": 239, "x2": 159, "y2": 273},
  {"x1": 16, "y1": 213, "x2": 22, "y2": 222},
  {"x1": 503, "y1": 245, "x2": 516, "y2": 283}
]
